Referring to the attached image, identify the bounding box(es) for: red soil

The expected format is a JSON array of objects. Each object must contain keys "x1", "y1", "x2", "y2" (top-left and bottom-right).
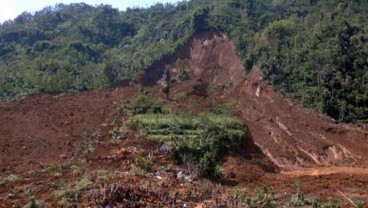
[
  {"x1": 0, "y1": 87, "x2": 134, "y2": 175},
  {"x1": 0, "y1": 31, "x2": 368, "y2": 207},
  {"x1": 231, "y1": 68, "x2": 368, "y2": 169}
]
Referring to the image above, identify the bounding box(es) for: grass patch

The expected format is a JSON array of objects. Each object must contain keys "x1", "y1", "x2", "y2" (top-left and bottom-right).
[
  {"x1": 82, "y1": 127, "x2": 103, "y2": 153},
  {"x1": 210, "y1": 101, "x2": 240, "y2": 115},
  {"x1": 135, "y1": 113, "x2": 243, "y2": 132},
  {"x1": 0, "y1": 174, "x2": 18, "y2": 185},
  {"x1": 75, "y1": 178, "x2": 93, "y2": 192},
  {"x1": 134, "y1": 112, "x2": 244, "y2": 180},
  {"x1": 22, "y1": 197, "x2": 43, "y2": 208},
  {"x1": 53, "y1": 177, "x2": 92, "y2": 207},
  {"x1": 129, "y1": 166, "x2": 146, "y2": 176}
]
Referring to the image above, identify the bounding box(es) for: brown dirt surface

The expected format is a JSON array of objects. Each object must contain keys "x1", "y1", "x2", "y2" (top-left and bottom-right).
[
  {"x1": 229, "y1": 68, "x2": 368, "y2": 169},
  {"x1": 0, "y1": 87, "x2": 134, "y2": 175},
  {"x1": 1, "y1": 31, "x2": 368, "y2": 207}
]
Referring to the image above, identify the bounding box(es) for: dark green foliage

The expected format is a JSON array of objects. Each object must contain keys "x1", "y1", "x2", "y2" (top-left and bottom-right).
[
  {"x1": 244, "y1": 1, "x2": 368, "y2": 123},
  {"x1": 0, "y1": 2, "x2": 195, "y2": 102},
  {"x1": 191, "y1": 6, "x2": 210, "y2": 31},
  {"x1": 1, "y1": 0, "x2": 368, "y2": 123},
  {"x1": 198, "y1": 151, "x2": 217, "y2": 178},
  {"x1": 103, "y1": 62, "x2": 119, "y2": 85},
  {"x1": 120, "y1": 94, "x2": 163, "y2": 115}
]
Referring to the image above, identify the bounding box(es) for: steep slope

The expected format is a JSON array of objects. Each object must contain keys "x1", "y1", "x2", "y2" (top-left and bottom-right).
[
  {"x1": 231, "y1": 68, "x2": 368, "y2": 169},
  {"x1": 146, "y1": 31, "x2": 368, "y2": 170},
  {"x1": 139, "y1": 31, "x2": 368, "y2": 203},
  {"x1": 1, "y1": 31, "x2": 368, "y2": 206},
  {"x1": 142, "y1": 31, "x2": 244, "y2": 92}
]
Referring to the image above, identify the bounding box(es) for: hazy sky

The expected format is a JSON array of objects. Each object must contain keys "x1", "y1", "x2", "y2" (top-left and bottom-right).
[{"x1": 0, "y1": 0, "x2": 180, "y2": 23}]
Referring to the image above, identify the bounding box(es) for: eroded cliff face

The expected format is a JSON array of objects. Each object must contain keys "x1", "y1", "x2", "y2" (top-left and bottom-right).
[
  {"x1": 230, "y1": 68, "x2": 368, "y2": 169},
  {"x1": 144, "y1": 31, "x2": 368, "y2": 170},
  {"x1": 141, "y1": 31, "x2": 244, "y2": 89}
]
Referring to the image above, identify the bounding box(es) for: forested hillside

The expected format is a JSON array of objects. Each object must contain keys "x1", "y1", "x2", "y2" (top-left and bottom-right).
[{"x1": 1, "y1": 0, "x2": 368, "y2": 122}]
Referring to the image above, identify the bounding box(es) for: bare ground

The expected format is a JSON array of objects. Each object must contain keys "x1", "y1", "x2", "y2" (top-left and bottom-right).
[{"x1": 0, "y1": 31, "x2": 367, "y2": 207}]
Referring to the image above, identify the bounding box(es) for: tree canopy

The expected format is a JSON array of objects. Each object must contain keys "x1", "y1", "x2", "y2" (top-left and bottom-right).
[{"x1": 1, "y1": 0, "x2": 368, "y2": 123}]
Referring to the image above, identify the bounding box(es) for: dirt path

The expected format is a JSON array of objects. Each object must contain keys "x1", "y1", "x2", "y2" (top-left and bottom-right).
[{"x1": 282, "y1": 167, "x2": 368, "y2": 176}]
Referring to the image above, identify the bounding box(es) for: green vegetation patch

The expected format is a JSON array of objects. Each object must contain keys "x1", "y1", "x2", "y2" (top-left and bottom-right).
[
  {"x1": 53, "y1": 177, "x2": 93, "y2": 207},
  {"x1": 134, "y1": 112, "x2": 244, "y2": 180},
  {"x1": 135, "y1": 113, "x2": 243, "y2": 142}
]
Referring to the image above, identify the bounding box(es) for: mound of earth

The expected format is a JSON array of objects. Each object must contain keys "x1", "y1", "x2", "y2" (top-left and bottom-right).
[{"x1": 1, "y1": 31, "x2": 368, "y2": 206}]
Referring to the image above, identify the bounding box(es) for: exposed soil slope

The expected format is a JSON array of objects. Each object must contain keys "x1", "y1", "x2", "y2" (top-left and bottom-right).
[
  {"x1": 142, "y1": 31, "x2": 244, "y2": 90},
  {"x1": 145, "y1": 31, "x2": 368, "y2": 170},
  {"x1": 231, "y1": 68, "x2": 368, "y2": 169},
  {"x1": 0, "y1": 88, "x2": 133, "y2": 175},
  {"x1": 1, "y1": 31, "x2": 368, "y2": 206},
  {"x1": 141, "y1": 30, "x2": 368, "y2": 203}
]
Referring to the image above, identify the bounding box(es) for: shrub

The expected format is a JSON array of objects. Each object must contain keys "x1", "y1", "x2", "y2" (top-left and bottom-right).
[
  {"x1": 53, "y1": 177, "x2": 92, "y2": 207},
  {"x1": 213, "y1": 164, "x2": 224, "y2": 180},
  {"x1": 288, "y1": 180, "x2": 305, "y2": 207},
  {"x1": 131, "y1": 94, "x2": 153, "y2": 114},
  {"x1": 198, "y1": 151, "x2": 217, "y2": 178},
  {"x1": 254, "y1": 186, "x2": 277, "y2": 208},
  {"x1": 356, "y1": 202, "x2": 365, "y2": 208},
  {"x1": 310, "y1": 198, "x2": 321, "y2": 208},
  {"x1": 75, "y1": 178, "x2": 92, "y2": 192},
  {"x1": 129, "y1": 166, "x2": 146, "y2": 176},
  {"x1": 121, "y1": 94, "x2": 164, "y2": 115},
  {"x1": 177, "y1": 68, "x2": 189, "y2": 81},
  {"x1": 233, "y1": 188, "x2": 253, "y2": 207},
  {"x1": 135, "y1": 155, "x2": 155, "y2": 172},
  {"x1": 109, "y1": 126, "x2": 123, "y2": 140},
  {"x1": 22, "y1": 197, "x2": 43, "y2": 208}
]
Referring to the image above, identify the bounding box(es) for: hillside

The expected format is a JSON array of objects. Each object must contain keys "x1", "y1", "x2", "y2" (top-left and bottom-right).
[
  {"x1": 1, "y1": 30, "x2": 368, "y2": 207},
  {"x1": 1, "y1": 0, "x2": 368, "y2": 122},
  {"x1": 1, "y1": 0, "x2": 368, "y2": 207}
]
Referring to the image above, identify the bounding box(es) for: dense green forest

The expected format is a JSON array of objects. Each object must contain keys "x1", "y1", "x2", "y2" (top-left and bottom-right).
[{"x1": 0, "y1": 0, "x2": 368, "y2": 123}]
